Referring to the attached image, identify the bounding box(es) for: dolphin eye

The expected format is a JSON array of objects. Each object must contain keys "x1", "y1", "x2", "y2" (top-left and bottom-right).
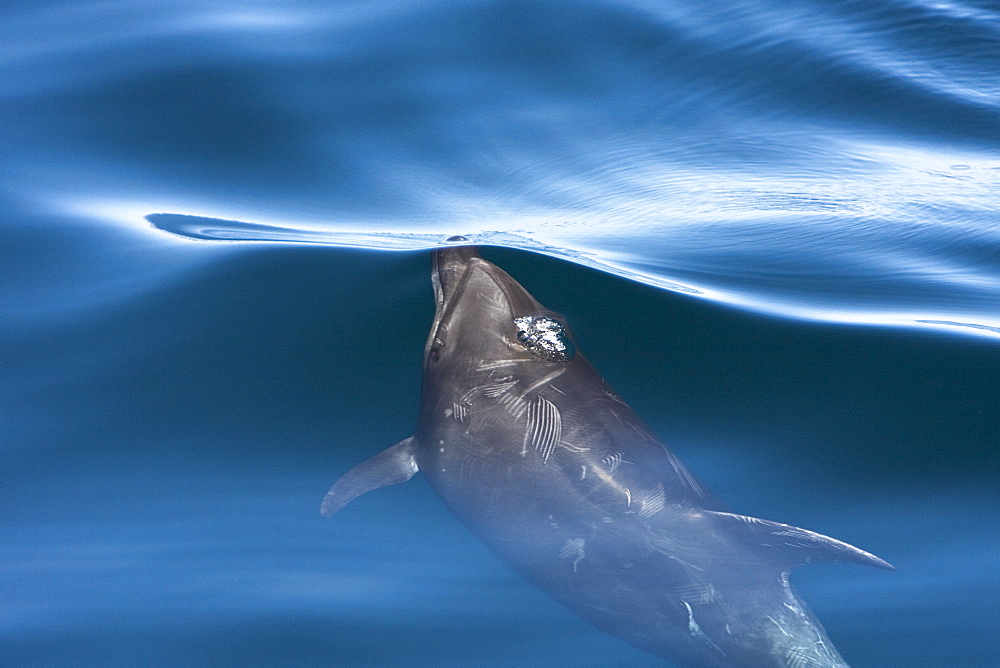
[{"x1": 513, "y1": 316, "x2": 575, "y2": 362}]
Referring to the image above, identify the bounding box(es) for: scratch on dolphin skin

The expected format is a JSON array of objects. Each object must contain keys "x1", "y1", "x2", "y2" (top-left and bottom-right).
[
  {"x1": 460, "y1": 375, "x2": 517, "y2": 402},
  {"x1": 522, "y1": 395, "x2": 562, "y2": 462},
  {"x1": 451, "y1": 402, "x2": 469, "y2": 422},
  {"x1": 518, "y1": 367, "x2": 565, "y2": 398},
  {"x1": 495, "y1": 392, "x2": 528, "y2": 419},
  {"x1": 682, "y1": 600, "x2": 725, "y2": 656},
  {"x1": 665, "y1": 448, "x2": 708, "y2": 499},
  {"x1": 560, "y1": 538, "x2": 586, "y2": 572},
  {"x1": 476, "y1": 359, "x2": 534, "y2": 371},
  {"x1": 767, "y1": 615, "x2": 792, "y2": 638},
  {"x1": 639, "y1": 482, "x2": 666, "y2": 519},
  {"x1": 605, "y1": 389, "x2": 628, "y2": 405},
  {"x1": 674, "y1": 583, "x2": 716, "y2": 605},
  {"x1": 483, "y1": 378, "x2": 518, "y2": 397},
  {"x1": 558, "y1": 440, "x2": 590, "y2": 453},
  {"x1": 786, "y1": 647, "x2": 826, "y2": 668},
  {"x1": 601, "y1": 452, "x2": 624, "y2": 473},
  {"x1": 660, "y1": 552, "x2": 705, "y2": 573}
]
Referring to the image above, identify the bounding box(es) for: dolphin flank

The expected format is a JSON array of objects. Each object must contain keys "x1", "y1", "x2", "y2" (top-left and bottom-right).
[{"x1": 321, "y1": 243, "x2": 892, "y2": 667}]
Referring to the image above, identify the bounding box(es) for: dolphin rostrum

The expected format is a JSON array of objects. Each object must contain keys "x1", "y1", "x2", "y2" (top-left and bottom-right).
[{"x1": 321, "y1": 243, "x2": 892, "y2": 667}]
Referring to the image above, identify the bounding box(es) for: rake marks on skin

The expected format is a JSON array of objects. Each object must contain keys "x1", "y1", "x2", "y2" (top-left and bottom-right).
[
  {"x1": 497, "y1": 392, "x2": 527, "y2": 419},
  {"x1": 665, "y1": 448, "x2": 708, "y2": 499},
  {"x1": 482, "y1": 376, "x2": 518, "y2": 397},
  {"x1": 560, "y1": 537, "x2": 586, "y2": 572},
  {"x1": 639, "y1": 482, "x2": 666, "y2": 519},
  {"x1": 674, "y1": 582, "x2": 715, "y2": 605},
  {"x1": 601, "y1": 451, "x2": 624, "y2": 473},
  {"x1": 450, "y1": 402, "x2": 469, "y2": 422},
  {"x1": 786, "y1": 647, "x2": 827, "y2": 668},
  {"x1": 522, "y1": 395, "x2": 562, "y2": 462},
  {"x1": 682, "y1": 600, "x2": 725, "y2": 656}
]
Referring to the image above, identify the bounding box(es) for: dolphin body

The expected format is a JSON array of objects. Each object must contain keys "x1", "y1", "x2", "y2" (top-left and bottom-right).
[{"x1": 321, "y1": 244, "x2": 892, "y2": 667}]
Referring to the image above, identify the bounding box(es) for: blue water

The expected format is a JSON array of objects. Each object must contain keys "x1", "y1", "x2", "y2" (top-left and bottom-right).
[{"x1": 3, "y1": 1, "x2": 999, "y2": 666}]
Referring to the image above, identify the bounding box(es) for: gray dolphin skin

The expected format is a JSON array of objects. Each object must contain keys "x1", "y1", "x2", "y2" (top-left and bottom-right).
[{"x1": 320, "y1": 243, "x2": 893, "y2": 667}]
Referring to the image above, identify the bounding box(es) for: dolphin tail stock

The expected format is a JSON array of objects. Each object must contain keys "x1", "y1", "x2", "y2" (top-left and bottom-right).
[
  {"x1": 320, "y1": 437, "x2": 420, "y2": 517},
  {"x1": 706, "y1": 510, "x2": 894, "y2": 572}
]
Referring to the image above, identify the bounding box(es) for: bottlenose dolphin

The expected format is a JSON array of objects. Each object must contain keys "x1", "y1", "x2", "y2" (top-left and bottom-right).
[{"x1": 321, "y1": 243, "x2": 892, "y2": 667}]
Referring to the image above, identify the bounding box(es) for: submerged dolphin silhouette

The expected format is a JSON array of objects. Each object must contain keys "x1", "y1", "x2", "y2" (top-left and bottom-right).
[{"x1": 321, "y1": 244, "x2": 891, "y2": 667}]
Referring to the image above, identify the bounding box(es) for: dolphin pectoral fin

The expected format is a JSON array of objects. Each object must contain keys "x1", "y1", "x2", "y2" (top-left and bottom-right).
[
  {"x1": 320, "y1": 437, "x2": 420, "y2": 517},
  {"x1": 706, "y1": 510, "x2": 895, "y2": 572}
]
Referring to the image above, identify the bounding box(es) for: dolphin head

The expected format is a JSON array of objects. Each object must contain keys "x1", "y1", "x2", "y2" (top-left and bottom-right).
[{"x1": 425, "y1": 243, "x2": 576, "y2": 380}]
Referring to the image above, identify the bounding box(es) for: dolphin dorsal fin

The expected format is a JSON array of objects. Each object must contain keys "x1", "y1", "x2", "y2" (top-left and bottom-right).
[
  {"x1": 320, "y1": 437, "x2": 420, "y2": 517},
  {"x1": 707, "y1": 510, "x2": 894, "y2": 572}
]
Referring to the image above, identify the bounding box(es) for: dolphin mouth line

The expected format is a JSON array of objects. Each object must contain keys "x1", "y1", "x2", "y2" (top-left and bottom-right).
[
  {"x1": 429, "y1": 250, "x2": 477, "y2": 343},
  {"x1": 430, "y1": 246, "x2": 520, "y2": 339}
]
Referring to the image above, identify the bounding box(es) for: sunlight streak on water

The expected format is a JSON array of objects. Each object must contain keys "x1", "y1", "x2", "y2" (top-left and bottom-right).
[{"x1": 136, "y1": 207, "x2": 1000, "y2": 338}]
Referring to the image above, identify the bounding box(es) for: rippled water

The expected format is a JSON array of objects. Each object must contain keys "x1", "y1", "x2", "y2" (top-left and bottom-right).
[{"x1": 4, "y1": 1, "x2": 999, "y2": 666}]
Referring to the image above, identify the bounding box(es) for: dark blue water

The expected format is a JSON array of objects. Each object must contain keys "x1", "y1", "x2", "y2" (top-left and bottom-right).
[{"x1": 3, "y1": 1, "x2": 999, "y2": 666}]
